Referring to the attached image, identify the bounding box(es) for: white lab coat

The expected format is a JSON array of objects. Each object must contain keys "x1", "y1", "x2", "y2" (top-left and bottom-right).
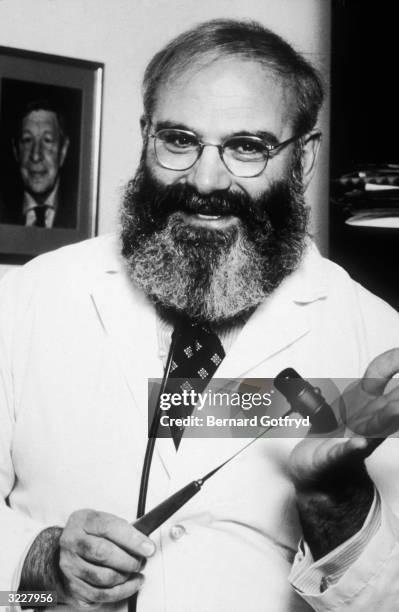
[{"x1": 0, "y1": 234, "x2": 399, "y2": 612}]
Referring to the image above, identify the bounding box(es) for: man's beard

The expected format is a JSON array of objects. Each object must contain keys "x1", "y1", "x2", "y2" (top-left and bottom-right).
[{"x1": 121, "y1": 153, "x2": 309, "y2": 325}]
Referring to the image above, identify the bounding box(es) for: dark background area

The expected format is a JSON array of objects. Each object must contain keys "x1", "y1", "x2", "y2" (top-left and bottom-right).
[
  {"x1": 330, "y1": 0, "x2": 399, "y2": 310},
  {"x1": 330, "y1": 0, "x2": 399, "y2": 173},
  {"x1": 0, "y1": 78, "x2": 82, "y2": 229}
]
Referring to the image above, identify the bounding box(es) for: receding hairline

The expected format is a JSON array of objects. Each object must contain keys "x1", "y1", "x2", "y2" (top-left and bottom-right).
[
  {"x1": 146, "y1": 46, "x2": 296, "y2": 103},
  {"x1": 142, "y1": 19, "x2": 324, "y2": 135},
  {"x1": 21, "y1": 108, "x2": 60, "y2": 126},
  {"x1": 150, "y1": 51, "x2": 297, "y2": 122},
  {"x1": 15, "y1": 101, "x2": 68, "y2": 142}
]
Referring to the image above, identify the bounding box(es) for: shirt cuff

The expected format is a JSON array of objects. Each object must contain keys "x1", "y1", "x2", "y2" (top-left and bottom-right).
[{"x1": 289, "y1": 489, "x2": 381, "y2": 595}]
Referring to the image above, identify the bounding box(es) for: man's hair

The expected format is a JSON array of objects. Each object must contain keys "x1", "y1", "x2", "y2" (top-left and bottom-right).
[
  {"x1": 142, "y1": 18, "x2": 324, "y2": 135},
  {"x1": 14, "y1": 99, "x2": 68, "y2": 142}
]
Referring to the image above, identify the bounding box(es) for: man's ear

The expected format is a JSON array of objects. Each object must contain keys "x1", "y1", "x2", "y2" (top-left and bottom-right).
[
  {"x1": 140, "y1": 115, "x2": 150, "y2": 140},
  {"x1": 59, "y1": 136, "x2": 70, "y2": 168},
  {"x1": 301, "y1": 130, "x2": 322, "y2": 191}
]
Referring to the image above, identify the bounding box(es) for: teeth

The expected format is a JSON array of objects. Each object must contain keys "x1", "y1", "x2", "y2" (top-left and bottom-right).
[{"x1": 197, "y1": 214, "x2": 221, "y2": 220}]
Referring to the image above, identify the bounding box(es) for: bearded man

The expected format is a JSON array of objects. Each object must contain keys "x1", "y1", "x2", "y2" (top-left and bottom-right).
[{"x1": 1, "y1": 19, "x2": 399, "y2": 612}]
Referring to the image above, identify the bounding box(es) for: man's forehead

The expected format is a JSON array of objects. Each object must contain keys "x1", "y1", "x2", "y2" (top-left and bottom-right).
[
  {"x1": 152, "y1": 56, "x2": 295, "y2": 138},
  {"x1": 21, "y1": 109, "x2": 60, "y2": 133}
]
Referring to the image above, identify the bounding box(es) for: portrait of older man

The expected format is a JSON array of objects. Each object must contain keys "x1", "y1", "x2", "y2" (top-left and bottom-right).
[
  {"x1": 1, "y1": 98, "x2": 73, "y2": 228},
  {"x1": 0, "y1": 18, "x2": 399, "y2": 612}
]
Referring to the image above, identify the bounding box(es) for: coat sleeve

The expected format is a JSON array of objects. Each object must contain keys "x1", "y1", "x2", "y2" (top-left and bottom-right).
[
  {"x1": 289, "y1": 496, "x2": 399, "y2": 610},
  {"x1": 0, "y1": 269, "x2": 49, "y2": 590}
]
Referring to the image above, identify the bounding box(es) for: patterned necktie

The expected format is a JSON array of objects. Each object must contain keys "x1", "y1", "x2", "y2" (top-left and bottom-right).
[
  {"x1": 34, "y1": 206, "x2": 48, "y2": 228},
  {"x1": 166, "y1": 323, "x2": 225, "y2": 448}
]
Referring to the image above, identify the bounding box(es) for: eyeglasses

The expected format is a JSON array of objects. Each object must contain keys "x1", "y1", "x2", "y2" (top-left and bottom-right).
[{"x1": 150, "y1": 128, "x2": 303, "y2": 178}]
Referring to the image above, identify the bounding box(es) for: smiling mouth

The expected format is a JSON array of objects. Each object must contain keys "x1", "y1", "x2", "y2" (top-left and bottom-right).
[
  {"x1": 28, "y1": 170, "x2": 47, "y2": 178},
  {"x1": 197, "y1": 213, "x2": 221, "y2": 220},
  {"x1": 178, "y1": 211, "x2": 238, "y2": 228}
]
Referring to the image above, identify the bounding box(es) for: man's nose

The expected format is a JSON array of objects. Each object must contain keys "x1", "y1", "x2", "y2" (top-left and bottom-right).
[
  {"x1": 29, "y1": 140, "x2": 44, "y2": 162},
  {"x1": 186, "y1": 145, "x2": 232, "y2": 194}
]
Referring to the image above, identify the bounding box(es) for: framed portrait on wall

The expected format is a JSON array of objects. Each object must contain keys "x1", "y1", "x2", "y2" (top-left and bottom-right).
[{"x1": 0, "y1": 46, "x2": 103, "y2": 259}]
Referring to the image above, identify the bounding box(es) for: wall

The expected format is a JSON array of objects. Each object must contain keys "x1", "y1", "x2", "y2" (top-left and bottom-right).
[{"x1": 0, "y1": 0, "x2": 331, "y2": 279}]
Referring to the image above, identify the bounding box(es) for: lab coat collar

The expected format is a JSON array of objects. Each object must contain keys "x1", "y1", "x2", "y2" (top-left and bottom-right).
[{"x1": 214, "y1": 240, "x2": 328, "y2": 379}]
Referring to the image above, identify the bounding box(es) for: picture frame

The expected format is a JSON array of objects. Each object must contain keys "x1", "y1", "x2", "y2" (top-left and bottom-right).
[{"x1": 0, "y1": 46, "x2": 103, "y2": 259}]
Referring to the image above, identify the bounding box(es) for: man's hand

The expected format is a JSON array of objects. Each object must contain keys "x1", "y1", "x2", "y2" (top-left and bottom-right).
[
  {"x1": 291, "y1": 348, "x2": 399, "y2": 490},
  {"x1": 59, "y1": 509, "x2": 155, "y2": 608},
  {"x1": 341, "y1": 347, "x2": 399, "y2": 440},
  {"x1": 289, "y1": 348, "x2": 399, "y2": 560},
  {"x1": 20, "y1": 509, "x2": 155, "y2": 610}
]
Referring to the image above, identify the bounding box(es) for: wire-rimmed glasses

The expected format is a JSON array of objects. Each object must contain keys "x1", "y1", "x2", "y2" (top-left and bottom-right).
[{"x1": 150, "y1": 128, "x2": 303, "y2": 178}]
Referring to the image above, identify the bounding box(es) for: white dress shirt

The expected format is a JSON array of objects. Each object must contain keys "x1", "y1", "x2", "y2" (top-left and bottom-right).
[{"x1": 22, "y1": 183, "x2": 59, "y2": 228}]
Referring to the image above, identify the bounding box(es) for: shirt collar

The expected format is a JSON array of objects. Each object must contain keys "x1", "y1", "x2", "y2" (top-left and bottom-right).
[{"x1": 22, "y1": 181, "x2": 60, "y2": 215}]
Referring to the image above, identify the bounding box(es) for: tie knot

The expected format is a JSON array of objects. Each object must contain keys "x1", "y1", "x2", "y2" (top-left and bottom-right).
[{"x1": 173, "y1": 322, "x2": 213, "y2": 342}]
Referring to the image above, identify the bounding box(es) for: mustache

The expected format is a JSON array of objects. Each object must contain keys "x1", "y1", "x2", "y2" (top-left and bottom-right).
[
  {"x1": 155, "y1": 185, "x2": 251, "y2": 218},
  {"x1": 137, "y1": 176, "x2": 256, "y2": 222}
]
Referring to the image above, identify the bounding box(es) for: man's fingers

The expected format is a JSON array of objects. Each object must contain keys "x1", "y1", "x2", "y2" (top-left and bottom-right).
[
  {"x1": 362, "y1": 348, "x2": 399, "y2": 396},
  {"x1": 59, "y1": 508, "x2": 155, "y2": 609},
  {"x1": 73, "y1": 533, "x2": 143, "y2": 573},
  {"x1": 65, "y1": 572, "x2": 144, "y2": 607},
  {"x1": 384, "y1": 384, "x2": 399, "y2": 404},
  {"x1": 72, "y1": 557, "x2": 131, "y2": 588},
  {"x1": 342, "y1": 375, "x2": 399, "y2": 434},
  {"x1": 82, "y1": 511, "x2": 155, "y2": 558},
  {"x1": 60, "y1": 545, "x2": 134, "y2": 590},
  {"x1": 359, "y1": 401, "x2": 399, "y2": 437}
]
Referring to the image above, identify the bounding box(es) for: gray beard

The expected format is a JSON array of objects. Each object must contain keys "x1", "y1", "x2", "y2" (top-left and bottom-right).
[
  {"x1": 126, "y1": 214, "x2": 270, "y2": 324},
  {"x1": 121, "y1": 157, "x2": 309, "y2": 325}
]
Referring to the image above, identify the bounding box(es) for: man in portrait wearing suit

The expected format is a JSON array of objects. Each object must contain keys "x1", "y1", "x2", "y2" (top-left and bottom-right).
[
  {"x1": 1, "y1": 18, "x2": 399, "y2": 612},
  {"x1": 3, "y1": 99, "x2": 73, "y2": 228}
]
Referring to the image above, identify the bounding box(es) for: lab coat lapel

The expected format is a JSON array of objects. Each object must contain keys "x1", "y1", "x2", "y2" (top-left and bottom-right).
[
  {"x1": 89, "y1": 259, "x2": 177, "y2": 475},
  {"x1": 214, "y1": 292, "x2": 310, "y2": 380}
]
